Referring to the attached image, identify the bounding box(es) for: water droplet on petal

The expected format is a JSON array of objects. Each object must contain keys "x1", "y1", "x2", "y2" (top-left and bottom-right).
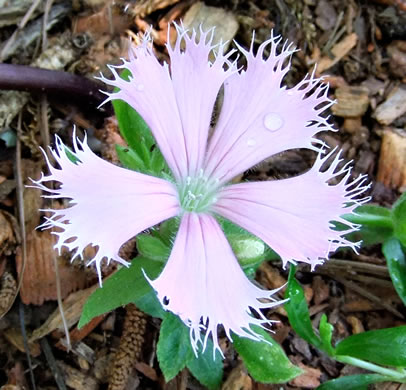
[
  {"x1": 247, "y1": 138, "x2": 256, "y2": 147},
  {"x1": 136, "y1": 84, "x2": 144, "y2": 91},
  {"x1": 264, "y1": 113, "x2": 284, "y2": 132}
]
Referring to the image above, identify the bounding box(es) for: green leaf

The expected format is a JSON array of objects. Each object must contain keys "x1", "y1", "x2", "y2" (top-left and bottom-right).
[
  {"x1": 158, "y1": 217, "x2": 180, "y2": 247},
  {"x1": 342, "y1": 205, "x2": 394, "y2": 246},
  {"x1": 335, "y1": 326, "x2": 406, "y2": 367},
  {"x1": 157, "y1": 314, "x2": 194, "y2": 381},
  {"x1": 319, "y1": 314, "x2": 335, "y2": 356},
  {"x1": 233, "y1": 326, "x2": 303, "y2": 383},
  {"x1": 316, "y1": 374, "x2": 390, "y2": 390},
  {"x1": 383, "y1": 237, "x2": 406, "y2": 306},
  {"x1": 187, "y1": 340, "x2": 223, "y2": 389},
  {"x1": 285, "y1": 266, "x2": 322, "y2": 349},
  {"x1": 133, "y1": 289, "x2": 165, "y2": 319},
  {"x1": 78, "y1": 257, "x2": 163, "y2": 328},
  {"x1": 392, "y1": 192, "x2": 406, "y2": 246},
  {"x1": 112, "y1": 70, "x2": 155, "y2": 154},
  {"x1": 150, "y1": 147, "x2": 167, "y2": 175},
  {"x1": 115, "y1": 144, "x2": 146, "y2": 172},
  {"x1": 136, "y1": 234, "x2": 170, "y2": 262}
]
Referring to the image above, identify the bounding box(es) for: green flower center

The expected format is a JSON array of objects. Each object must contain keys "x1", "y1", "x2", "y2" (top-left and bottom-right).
[{"x1": 178, "y1": 171, "x2": 220, "y2": 213}]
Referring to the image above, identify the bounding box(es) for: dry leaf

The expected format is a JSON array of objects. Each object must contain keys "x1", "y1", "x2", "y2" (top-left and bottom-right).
[
  {"x1": 316, "y1": 33, "x2": 358, "y2": 74},
  {"x1": 16, "y1": 230, "x2": 87, "y2": 305},
  {"x1": 30, "y1": 284, "x2": 98, "y2": 342}
]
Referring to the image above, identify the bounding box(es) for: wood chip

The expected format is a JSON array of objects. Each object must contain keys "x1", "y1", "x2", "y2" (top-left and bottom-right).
[
  {"x1": 0, "y1": 272, "x2": 17, "y2": 316},
  {"x1": 377, "y1": 128, "x2": 406, "y2": 191},
  {"x1": 290, "y1": 362, "x2": 321, "y2": 388},
  {"x1": 0, "y1": 211, "x2": 15, "y2": 257},
  {"x1": 316, "y1": 33, "x2": 358, "y2": 74},
  {"x1": 346, "y1": 315, "x2": 365, "y2": 334},
  {"x1": 221, "y1": 363, "x2": 252, "y2": 390},
  {"x1": 342, "y1": 299, "x2": 375, "y2": 313},
  {"x1": 57, "y1": 361, "x2": 98, "y2": 390},
  {"x1": 312, "y1": 276, "x2": 330, "y2": 305},
  {"x1": 258, "y1": 262, "x2": 287, "y2": 290},
  {"x1": 332, "y1": 86, "x2": 369, "y2": 118},
  {"x1": 374, "y1": 86, "x2": 406, "y2": 125},
  {"x1": 128, "y1": 0, "x2": 181, "y2": 18},
  {"x1": 135, "y1": 362, "x2": 158, "y2": 381},
  {"x1": 182, "y1": 2, "x2": 239, "y2": 54}
]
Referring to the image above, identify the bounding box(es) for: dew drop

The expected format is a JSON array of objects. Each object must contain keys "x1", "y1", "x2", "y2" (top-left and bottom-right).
[
  {"x1": 247, "y1": 138, "x2": 256, "y2": 147},
  {"x1": 136, "y1": 84, "x2": 144, "y2": 91},
  {"x1": 263, "y1": 112, "x2": 284, "y2": 132}
]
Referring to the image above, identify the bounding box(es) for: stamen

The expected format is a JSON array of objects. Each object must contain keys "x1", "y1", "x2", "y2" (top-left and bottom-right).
[{"x1": 178, "y1": 175, "x2": 220, "y2": 213}]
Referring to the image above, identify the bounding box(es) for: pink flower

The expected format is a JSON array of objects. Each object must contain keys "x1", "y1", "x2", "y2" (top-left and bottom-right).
[{"x1": 33, "y1": 26, "x2": 368, "y2": 355}]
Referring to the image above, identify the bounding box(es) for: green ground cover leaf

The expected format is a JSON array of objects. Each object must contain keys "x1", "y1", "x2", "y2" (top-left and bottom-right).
[
  {"x1": 335, "y1": 326, "x2": 406, "y2": 367},
  {"x1": 233, "y1": 326, "x2": 302, "y2": 383}
]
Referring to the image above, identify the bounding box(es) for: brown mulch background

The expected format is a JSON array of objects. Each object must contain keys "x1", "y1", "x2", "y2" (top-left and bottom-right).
[{"x1": 0, "y1": 0, "x2": 406, "y2": 389}]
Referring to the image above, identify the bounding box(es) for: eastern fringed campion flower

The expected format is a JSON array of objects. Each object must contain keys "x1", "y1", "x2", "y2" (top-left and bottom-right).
[{"x1": 33, "y1": 26, "x2": 369, "y2": 355}]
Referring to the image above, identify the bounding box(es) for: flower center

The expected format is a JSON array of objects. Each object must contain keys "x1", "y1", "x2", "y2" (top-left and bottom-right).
[{"x1": 178, "y1": 171, "x2": 219, "y2": 213}]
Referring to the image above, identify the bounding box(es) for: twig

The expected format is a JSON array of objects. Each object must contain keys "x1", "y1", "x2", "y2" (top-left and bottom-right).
[
  {"x1": 333, "y1": 275, "x2": 404, "y2": 319},
  {"x1": 40, "y1": 337, "x2": 68, "y2": 390},
  {"x1": 322, "y1": 10, "x2": 345, "y2": 54},
  {"x1": 42, "y1": 0, "x2": 54, "y2": 51},
  {"x1": 318, "y1": 259, "x2": 389, "y2": 277},
  {"x1": 0, "y1": 0, "x2": 43, "y2": 61},
  {"x1": 0, "y1": 64, "x2": 112, "y2": 114},
  {"x1": 313, "y1": 268, "x2": 393, "y2": 288},
  {"x1": 19, "y1": 301, "x2": 37, "y2": 390},
  {"x1": 39, "y1": 94, "x2": 71, "y2": 350}
]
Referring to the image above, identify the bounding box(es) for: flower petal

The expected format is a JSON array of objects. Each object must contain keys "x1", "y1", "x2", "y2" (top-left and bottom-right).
[
  {"x1": 204, "y1": 33, "x2": 335, "y2": 184},
  {"x1": 31, "y1": 134, "x2": 180, "y2": 283},
  {"x1": 99, "y1": 26, "x2": 235, "y2": 180},
  {"x1": 149, "y1": 212, "x2": 281, "y2": 356},
  {"x1": 212, "y1": 150, "x2": 370, "y2": 269}
]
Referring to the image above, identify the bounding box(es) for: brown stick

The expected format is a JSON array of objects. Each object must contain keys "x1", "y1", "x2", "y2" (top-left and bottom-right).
[{"x1": 0, "y1": 63, "x2": 112, "y2": 114}]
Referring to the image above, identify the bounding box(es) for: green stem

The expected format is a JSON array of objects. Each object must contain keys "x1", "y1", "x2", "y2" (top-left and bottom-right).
[{"x1": 336, "y1": 355, "x2": 406, "y2": 381}]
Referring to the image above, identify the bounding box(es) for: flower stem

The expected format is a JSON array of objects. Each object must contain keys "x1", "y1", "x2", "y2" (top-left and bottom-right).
[{"x1": 336, "y1": 355, "x2": 406, "y2": 381}]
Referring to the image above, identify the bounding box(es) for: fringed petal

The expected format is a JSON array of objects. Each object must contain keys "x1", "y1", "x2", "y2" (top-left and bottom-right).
[
  {"x1": 149, "y1": 212, "x2": 282, "y2": 357},
  {"x1": 99, "y1": 25, "x2": 235, "y2": 180},
  {"x1": 212, "y1": 149, "x2": 370, "y2": 269},
  {"x1": 31, "y1": 134, "x2": 180, "y2": 283},
  {"x1": 204, "y1": 32, "x2": 335, "y2": 184},
  {"x1": 166, "y1": 24, "x2": 237, "y2": 176}
]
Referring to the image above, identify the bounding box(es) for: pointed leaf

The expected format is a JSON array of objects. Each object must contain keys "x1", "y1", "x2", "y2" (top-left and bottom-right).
[
  {"x1": 335, "y1": 326, "x2": 406, "y2": 367},
  {"x1": 383, "y1": 237, "x2": 406, "y2": 306},
  {"x1": 78, "y1": 257, "x2": 163, "y2": 328},
  {"x1": 342, "y1": 205, "x2": 393, "y2": 246},
  {"x1": 136, "y1": 234, "x2": 170, "y2": 262},
  {"x1": 319, "y1": 314, "x2": 335, "y2": 356},
  {"x1": 233, "y1": 326, "x2": 303, "y2": 383},
  {"x1": 133, "y1": 289, "x2": 165, "y2": 319},
  {"x1": 157, "y1": 314, "x2": 194, "y2": 381},
  {"x1": 285, "y1": 266, "x2": 322, "y2": 349},
  {"x1": 187, "y1": 340, "x2": 223, "y2": 389},
  {"x1": 392, "y1": 192, "x2": 406, "y2": 246}
]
